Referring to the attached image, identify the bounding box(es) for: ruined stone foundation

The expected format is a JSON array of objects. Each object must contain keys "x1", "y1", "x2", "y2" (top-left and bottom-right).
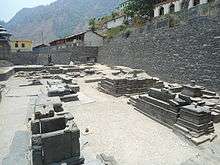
[
  {"x1": 29, "y1": 96, "x2": 84, "y2": 165},
  {"x1": 129, "y1": 83, "x2": 219, "y2": 145}
]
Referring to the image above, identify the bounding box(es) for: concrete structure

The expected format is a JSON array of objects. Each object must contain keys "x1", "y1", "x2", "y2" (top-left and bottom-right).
[
  {"x1": 49, "y1": 30, "x2": 104, "y2": 49},
  {"x1": 0, "y1": 25, "x2": 11, "y2": 58},
  {"x1": 10, "y1": 40, "x2": 33, "y2": 52},
  {"x1": 153, "y1": 0, "x2": 209, "y2": 17},
  {"x1": 104, "y1": 15, "x2": 127, "y2": 29}
]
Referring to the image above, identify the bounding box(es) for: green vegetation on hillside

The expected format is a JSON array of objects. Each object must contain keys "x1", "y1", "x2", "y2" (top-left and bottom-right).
[
  {"x1": 103, "y1": 25, "x2": 128, "y2": 38},
  {"x1": 121, "y1": 0, "x2": 154, "y2": 19},
  {"x1": 89, "y1": 11, "x2": 125, "y2": 31}
]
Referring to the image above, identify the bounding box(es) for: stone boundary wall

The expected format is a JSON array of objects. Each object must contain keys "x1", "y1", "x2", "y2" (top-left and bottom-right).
[
  {"x1": 0, "y1": 46, "x2": 98, "y2": 65},
  {"x1": 0, "y1": 68, "x2": 14, "y2": 81},
  {"x1": 98, "y1": 5, "x2": 220, "y2": 92}
]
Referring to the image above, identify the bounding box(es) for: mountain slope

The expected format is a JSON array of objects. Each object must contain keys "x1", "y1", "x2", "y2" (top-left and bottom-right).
[{"x1": 6, "y1": 0, "x2": 123, "y2": 46}]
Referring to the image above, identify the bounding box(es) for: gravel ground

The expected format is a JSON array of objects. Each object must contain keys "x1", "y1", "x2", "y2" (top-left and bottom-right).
[
  {"x1": 0, "y1": 75, "x2": 220, "y2": 165},
  {"x1": 0, "y1": 78, "x2": 41, "y2": 165},
  {"x1": 65, "y1": 78, "x2": 199, "y2": 165}
]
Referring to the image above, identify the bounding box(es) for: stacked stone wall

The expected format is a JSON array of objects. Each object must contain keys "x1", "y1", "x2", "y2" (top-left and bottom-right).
[
  {"x1": 98, "y1": 14, "x2": 220, "y2": 92},
  {"x1": 0, "y1": 46, "x2": 98, "y2": 65}
]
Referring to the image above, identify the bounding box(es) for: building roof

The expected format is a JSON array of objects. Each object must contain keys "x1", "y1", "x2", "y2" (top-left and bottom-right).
[
  {"x1": 33, "y1": 44, "x2": 48, "y2": 49},
  {"x1": 49, "y1": 38, "x2": 65, "y2": 45},
  {"x1": 49, "y1": 30, "x2": 104, "y2": 45},
  {"x1": 65, "y1": 31, "x2": 86, "y2": 39}
]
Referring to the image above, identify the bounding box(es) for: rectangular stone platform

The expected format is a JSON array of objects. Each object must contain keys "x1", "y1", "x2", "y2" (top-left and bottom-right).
[
  {"x1": 31, "y1": 116, "x2": 84, "y2": 165},
  {"x1": 129, "y1": 88, "x2": 183, "y2": 128},
  {"x1": 174, "y1": 105, "x2": 215, "y2": 145},
  {"x1": 29, "y1": 97, "x2": 84, "y2": 165},
  {"x1": 98, "y1": 75, "x2": 159, "y2": 97},
  {"x1": 129, "y1": 85, "x2": 218, "y2": 145}
]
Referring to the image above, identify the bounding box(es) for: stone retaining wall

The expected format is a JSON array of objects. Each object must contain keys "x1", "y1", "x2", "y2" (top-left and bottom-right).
[
  {"x1": 0, "y1": 46, "x2": 98, "y2": 65},
  {"x1": 98, "y1": 9, "x2": 220, "y2": 92}
]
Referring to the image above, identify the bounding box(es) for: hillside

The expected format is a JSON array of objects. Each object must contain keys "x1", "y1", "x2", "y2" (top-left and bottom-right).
[{"x1": 5, "y1": 0, "x2": 123, "y2": 46}]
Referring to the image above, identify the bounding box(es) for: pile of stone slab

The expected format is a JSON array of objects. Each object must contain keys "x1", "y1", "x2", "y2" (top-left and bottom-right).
[
  {"x1": 15, "y1": 70, "x2": 56, "y2": 79},
  {"x1": 129, "y1": 87, "x2": 188, "y2": 128},
  {"x1": 19, "y1": 79, "x2": 42, "y2": 87},
  {"x1": 58, "y1": 75, "x2": 74, "y2": 84},
  {"x1": 98, "y1": 73, "x2": 162, "y2": 97},
  {"x1": 174, "y1": 104, "x2": 215, "y2": 144},
  {"x1": 47, "y1": 80, "x2": 80, "y2": 102},
  {"x1": 178, "y1": 82, "x2": 220, "y2": 123},
  {"x1": 129, "y1": 82, "x2": 220, "y2": 145},
  {"x1": 29, "y1": 96, "x2": 84, "y2": 165}
]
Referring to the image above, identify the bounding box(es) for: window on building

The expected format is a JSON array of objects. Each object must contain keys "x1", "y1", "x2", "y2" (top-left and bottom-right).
[
  {"x1": 159, "y1": 7, "x2": 164, "y2": 16},
  {"x1": 170, "y1": 4, "x2": 175, "y2": 13},
  {"x1": 22, "y1": 43, "x2": 25, "y2": 48},
  {"x1": 15, "y1": 43, "x2": 18, "y2": 48},
  {"x1": 193, "y1": 0, "x2": 200, "y2": 6}
]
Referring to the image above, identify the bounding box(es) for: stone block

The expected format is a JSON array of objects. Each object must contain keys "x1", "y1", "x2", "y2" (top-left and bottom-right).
[
  {"x1": 68, "y1": 84, "x2": 80, "y2": 93},
  {"x1": 148, "y1": 88, "x2": 176, "y2": 102},
  {"x1": 181, "y1": 84, "x2": 205, "y2": 97},
  {"x1": 132, "y1": 93, "x2": 179, "y2": 128},
  {"x1": 60, "y1": 94, "x2": 79, "y2": 102},
  {"x1": 53, "y1": 102, "x2": 63, "y2": 112},
  {"x1": 48, "y1": 85, "x2": 71, "y2": 97},
  {"x1": 34, "y1": 106, "x2": 55, "y2": 120},
  {"x1": 98, "y1": 74, "x2": 158, "y2": 96},
  {"x1": 174, "y1": 104, "x2": 214, "y2": 140},
  {"x1": 31, "y1": 115, "x2": 84, "y2": 165}
]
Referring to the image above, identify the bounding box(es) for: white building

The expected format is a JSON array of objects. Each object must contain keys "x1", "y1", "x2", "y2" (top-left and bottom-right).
[
  {"x1": 104, "y1": 15, "x2": 127, "y2": 29},
  {"x1": 154, "y1": 0, "x2": 209, "y2": 17}
]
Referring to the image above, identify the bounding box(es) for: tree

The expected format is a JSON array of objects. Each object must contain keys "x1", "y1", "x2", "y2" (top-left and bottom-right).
[
  {"x1": 111, "y1": 11, "x2": 118, "y2": 19},
  {"x1": 121, "y1": 0, "x2": 155, "y2": 19},
  {"x1": 89, "y1": 18, "x2": 96, "y2": 31}
]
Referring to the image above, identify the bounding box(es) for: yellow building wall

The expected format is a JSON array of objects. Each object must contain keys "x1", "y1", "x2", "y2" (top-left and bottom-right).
[{"x1": 10, "y1": 40, "x2": 33, "y2": 52}]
